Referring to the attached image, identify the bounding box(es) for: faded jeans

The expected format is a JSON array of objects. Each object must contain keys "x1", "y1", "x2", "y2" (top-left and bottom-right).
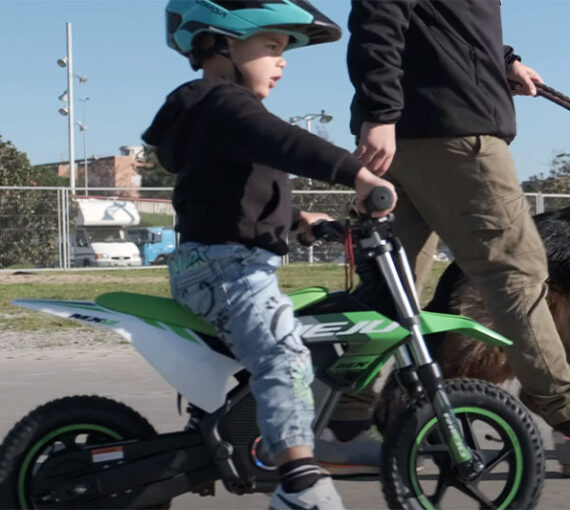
[{"x1": 169, "y1": 242, "x2": 315, "y2": 456}]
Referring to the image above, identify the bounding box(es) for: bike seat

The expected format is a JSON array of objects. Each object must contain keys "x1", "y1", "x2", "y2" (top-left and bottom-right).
[{"x1": 95, "y1": 287, "x2": 329, "y2": 337}]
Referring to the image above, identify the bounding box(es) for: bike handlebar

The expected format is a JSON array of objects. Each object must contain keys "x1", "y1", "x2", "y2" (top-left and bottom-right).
[{"x1": 296, "y1": 186, "x2": 395, "y2": 246}]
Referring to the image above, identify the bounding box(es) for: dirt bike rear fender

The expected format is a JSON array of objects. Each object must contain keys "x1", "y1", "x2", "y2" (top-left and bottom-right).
[{"x1": 12, "y1": 298, "x2": 243, "y2": 413}]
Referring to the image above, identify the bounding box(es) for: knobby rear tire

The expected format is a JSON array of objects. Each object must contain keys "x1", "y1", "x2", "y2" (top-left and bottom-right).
[{"x1": 0, "y1": 395, "x2": 171, "y2": 509}]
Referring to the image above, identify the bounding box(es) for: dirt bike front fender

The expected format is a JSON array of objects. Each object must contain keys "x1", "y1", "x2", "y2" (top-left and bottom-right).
[{"x1": 419, "y1": 310, "x2": 512, "y2": 347}]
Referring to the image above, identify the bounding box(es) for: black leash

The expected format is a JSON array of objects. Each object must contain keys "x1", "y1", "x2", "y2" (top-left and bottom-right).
[
  {"x1": 535, "y1": 83, "x2": 570, "y2": 111},
  {"x1": 509, "y1": 80, "x2": 570, "y2": 111}
]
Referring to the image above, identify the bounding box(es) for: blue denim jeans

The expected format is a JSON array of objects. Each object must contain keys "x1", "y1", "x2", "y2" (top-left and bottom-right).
[{"x1": 168, "y1": 242, "x2": 315, "y2": 456}]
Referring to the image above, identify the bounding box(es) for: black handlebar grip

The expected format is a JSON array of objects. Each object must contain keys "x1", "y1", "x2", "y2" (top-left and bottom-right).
[
  {"x1": 311, "y1": 220, "x2": 345, "y2": 241},
  {"x1": 363, "y1": 186, "x2": 394, "y2": 215}
]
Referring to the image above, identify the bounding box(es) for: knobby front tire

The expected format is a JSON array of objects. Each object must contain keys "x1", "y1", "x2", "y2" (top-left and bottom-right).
[{"x1": 381, "y1": 379, "x2": 545, "y2": 510}]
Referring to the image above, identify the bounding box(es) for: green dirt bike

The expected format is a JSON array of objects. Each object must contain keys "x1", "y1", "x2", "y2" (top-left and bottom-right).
[{"x1": 0, "y1": 187, "x2": 544, "y2": 509}]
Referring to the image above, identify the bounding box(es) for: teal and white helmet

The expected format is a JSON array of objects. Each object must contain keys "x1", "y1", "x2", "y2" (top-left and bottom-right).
[{"x1": 166, "y1": 0, "x2": 341, "y2": 59}]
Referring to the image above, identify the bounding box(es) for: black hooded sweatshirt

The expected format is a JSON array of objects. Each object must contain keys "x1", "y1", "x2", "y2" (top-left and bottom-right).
[
  {"x1": 143, "y1": 79, "x2": 361, "y2": 255},
  {"x1": 348, "y1": 0, "x2": 519, "y2": 142}
]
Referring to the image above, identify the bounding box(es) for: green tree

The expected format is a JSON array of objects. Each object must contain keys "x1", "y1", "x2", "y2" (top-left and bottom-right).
[
  {"x1": 522, "y1": 153, "x2": 570, "y2": 211},
  {"x1": 0, "y1": 136, "x2": 35, "y2": 186},
  {"x1": 522, "y1": 153, "x2": 570, "y2": 194},
  {"x1": 137, "y1": 145, "x2": 175, "y2": 199},
  {"x1": 0, "y1": 136, "x2": 61, "y2": 268},
  {"x1": 33, "y1": 166, "x2": 68, "y2": 187}
]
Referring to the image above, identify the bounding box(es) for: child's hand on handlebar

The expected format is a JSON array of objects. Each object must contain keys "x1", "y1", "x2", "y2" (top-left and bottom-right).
[
  {"x1": 354, "y1": 167, "x2": 397, "y2": 217},
  {"x1": 294, "y1": 211, "x2": 336, "y2": 245}
]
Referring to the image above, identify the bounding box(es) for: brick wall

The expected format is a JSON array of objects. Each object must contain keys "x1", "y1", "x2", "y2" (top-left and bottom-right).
[{"x1": 57, "y1": 155, "x2": 143, "y2": 197}]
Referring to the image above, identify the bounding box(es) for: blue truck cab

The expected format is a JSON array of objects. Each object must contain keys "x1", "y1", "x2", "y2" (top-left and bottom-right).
[{"x1": 126, "y1": 226, "x2": 176, "y2": 266}]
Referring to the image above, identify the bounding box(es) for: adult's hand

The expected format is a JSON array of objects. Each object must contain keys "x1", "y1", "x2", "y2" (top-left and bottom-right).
[
  {"x1": 354, "y1": 122, "x2": 396, "y2": 176},
  {"x1": 508, "y1": 61, "x2": 543, "y2": 96}
]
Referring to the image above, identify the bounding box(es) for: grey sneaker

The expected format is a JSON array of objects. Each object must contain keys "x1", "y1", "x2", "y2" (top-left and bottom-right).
[
  {"x1": 268, "y1": 476, "x2": 345, "y2": 510},
  {"x1": 553, "y1": 430, "x2": 570, "y2": 477},
  {"x1": 314, "y1": 427, "x2": 382, "y2": 476}
]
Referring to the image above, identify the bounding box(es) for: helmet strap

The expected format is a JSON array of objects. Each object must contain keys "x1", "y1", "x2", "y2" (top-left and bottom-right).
[
  {"x1": 190, "y1": 34, "x2": 231, "y2": 71},
  {"x1": 194, "y1": 35, "x2": 246, "y2": 86},
  {"x1": 216, "y1": 36, "x2": 246, "y2": 86}
]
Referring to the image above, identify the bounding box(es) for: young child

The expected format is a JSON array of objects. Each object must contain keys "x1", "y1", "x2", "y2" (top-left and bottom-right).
[{"x1": 143, "y1": 1, "x2": 396, "y2": 508}]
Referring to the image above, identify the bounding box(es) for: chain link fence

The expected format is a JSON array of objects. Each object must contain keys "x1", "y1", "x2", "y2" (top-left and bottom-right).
[{"x1": 1, "y1": 186, "x2": 569, "y2": 271}]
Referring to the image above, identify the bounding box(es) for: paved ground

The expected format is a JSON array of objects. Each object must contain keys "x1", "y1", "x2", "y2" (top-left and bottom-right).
[{"x1": 0, "y1": 347, "x2": 567, "y2": 509}]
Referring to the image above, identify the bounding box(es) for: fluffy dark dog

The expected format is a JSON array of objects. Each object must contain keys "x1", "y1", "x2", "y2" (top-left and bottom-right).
[{"x1": 375, "y1": 206, "x2": 570, "y2": 433}]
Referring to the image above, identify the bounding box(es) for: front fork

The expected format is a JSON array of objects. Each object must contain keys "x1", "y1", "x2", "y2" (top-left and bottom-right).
[{"x1": 361, "y1": 225, "x2": 482, "y2": 476}]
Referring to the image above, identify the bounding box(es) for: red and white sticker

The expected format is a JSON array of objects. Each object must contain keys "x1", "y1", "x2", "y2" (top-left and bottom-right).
[{"x1": 91, "y1": 446, "x2": 124, "y2": 463}]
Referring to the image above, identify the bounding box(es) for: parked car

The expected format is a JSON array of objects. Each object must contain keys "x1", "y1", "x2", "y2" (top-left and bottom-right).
[{"x1": 126, "y1": 226, "x2": 176, "y2": 265}]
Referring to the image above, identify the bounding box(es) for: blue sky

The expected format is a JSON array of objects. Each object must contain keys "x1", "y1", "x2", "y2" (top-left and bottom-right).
[{"x1": 1, "y1": 0, "x2": 569, "y2": 182}]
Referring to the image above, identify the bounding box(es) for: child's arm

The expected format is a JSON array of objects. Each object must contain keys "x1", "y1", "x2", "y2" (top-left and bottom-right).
[
  {"x1": 210, "y1": 85, "x2": 396, "y2": 215},
  {"x1": 210, "y1": 85, "x2": 363, "y2": 187}
]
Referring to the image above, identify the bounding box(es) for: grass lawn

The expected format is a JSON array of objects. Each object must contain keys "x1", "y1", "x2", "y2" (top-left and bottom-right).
[
  {"x1": 0, "y1": 262, "x2": 449, "y2": 333},
  {"x1": 139, "y1": 212, "x2": 175, "y2": 227}
]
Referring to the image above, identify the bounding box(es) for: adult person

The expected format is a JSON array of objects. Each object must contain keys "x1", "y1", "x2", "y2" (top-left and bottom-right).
[{"x1": 318, "y1": 0, "x2": 570, "y2": 472}]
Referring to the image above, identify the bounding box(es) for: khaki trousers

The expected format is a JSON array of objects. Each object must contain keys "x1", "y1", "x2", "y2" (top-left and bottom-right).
[{"x1": 332, "y1": 135, "x2": 570, "y2": 427}]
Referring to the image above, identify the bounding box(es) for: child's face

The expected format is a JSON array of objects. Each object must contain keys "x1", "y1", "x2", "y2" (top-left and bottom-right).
[{"x1": 229, "y1": 32, "x2": 289, "y2": 99}]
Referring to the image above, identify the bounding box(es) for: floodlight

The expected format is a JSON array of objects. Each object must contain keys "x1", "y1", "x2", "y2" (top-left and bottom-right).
[{"x1": 319, "y1": 110, "x2": 333, "y2": 124}]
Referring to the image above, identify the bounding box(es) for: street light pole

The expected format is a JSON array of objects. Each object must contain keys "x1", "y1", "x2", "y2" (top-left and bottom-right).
[
  {"x1": 58, "y1": 23, "x2": 87, "y2": 195},
  {"x1": 289, "y1": 110, "x2": 333, "y2": 186},
  {"x1": 65, "y1": 22, "x2": 76, "y2": 194},
  {"x1": 288, "y1": 110, "x2": 333, "y2": 264}
]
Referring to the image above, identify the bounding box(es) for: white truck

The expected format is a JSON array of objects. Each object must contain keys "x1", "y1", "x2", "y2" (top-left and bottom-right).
[{"x1": 72, "y1": 198, "x2": 142, "y2": 267}]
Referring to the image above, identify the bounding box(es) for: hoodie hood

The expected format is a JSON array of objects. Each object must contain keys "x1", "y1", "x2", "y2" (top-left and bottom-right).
[{"x1": 142, "y1": 79, "x2": 229, "y2": 173}]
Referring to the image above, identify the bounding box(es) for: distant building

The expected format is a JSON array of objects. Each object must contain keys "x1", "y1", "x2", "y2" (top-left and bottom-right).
[{"x1": 38, "y1": 145, "x2": 147, "y2": 198}]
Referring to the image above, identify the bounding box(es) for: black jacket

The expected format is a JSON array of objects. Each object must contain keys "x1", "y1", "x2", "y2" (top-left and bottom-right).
[
  {"x1": 348, "y1": 0, "x2": 519, "y2": 141},
  {"x1": 143, "y1": 79, "x2": 361, "y2": 255}
]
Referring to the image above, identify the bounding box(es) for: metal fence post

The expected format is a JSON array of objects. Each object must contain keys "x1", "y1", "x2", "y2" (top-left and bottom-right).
[
  {"x1": 57, "y1": 188, "x2": 63, "y2": 269},
  {"x1": 536, "y1": 192, "x2": 545, "y2": 214},
  {"x1": 65, "y1": 188, "x2": 72, "y2": 269}
]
